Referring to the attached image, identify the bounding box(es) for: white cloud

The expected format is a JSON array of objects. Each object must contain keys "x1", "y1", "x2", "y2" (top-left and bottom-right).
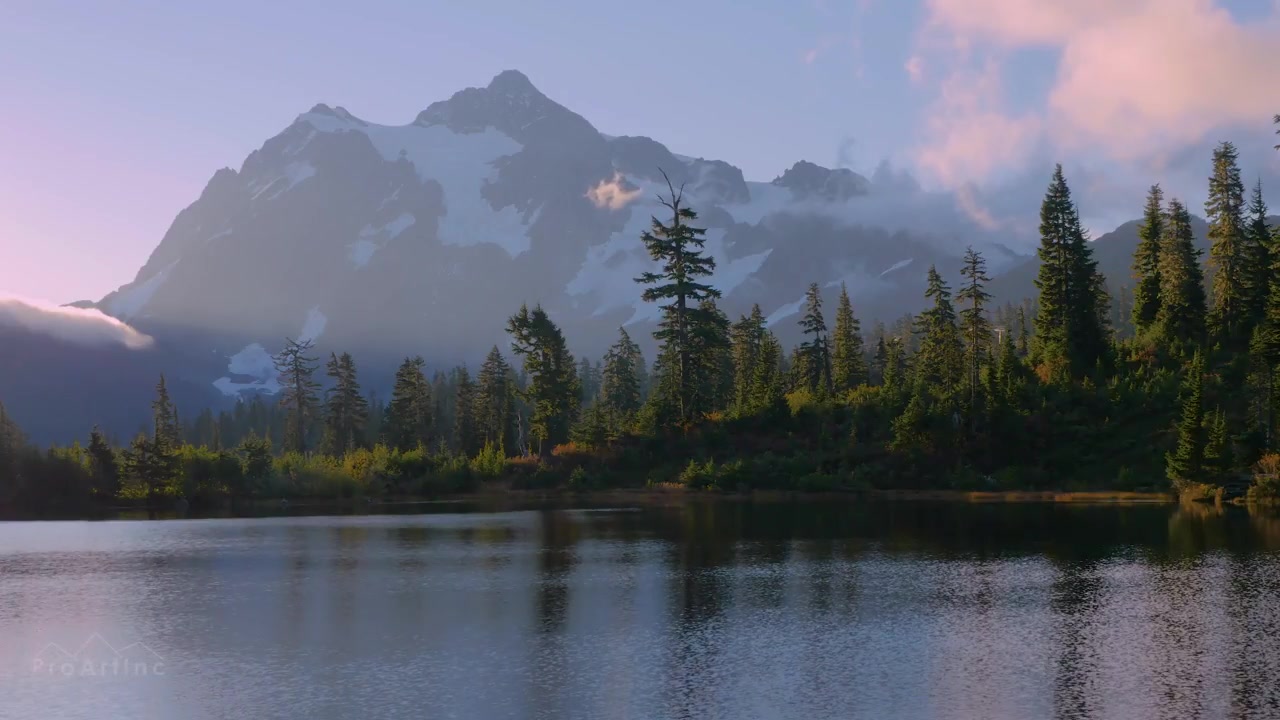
[{"x1": 0, "y1": 297, "x2": 154, "y2": 350}]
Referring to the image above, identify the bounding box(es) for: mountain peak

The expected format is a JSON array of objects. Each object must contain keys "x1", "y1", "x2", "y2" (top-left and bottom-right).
[
  {"x1": 772, "y1": 160, "x2": 870, "y2": 202},
  {"x1": 486, "y1": 69, "x2": 541, "y2": 98}
]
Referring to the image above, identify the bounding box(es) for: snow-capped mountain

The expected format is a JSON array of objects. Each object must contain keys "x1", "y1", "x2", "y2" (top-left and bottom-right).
[{"x1": 11, "y1": 70, "x2": 1031, "y2": 439}]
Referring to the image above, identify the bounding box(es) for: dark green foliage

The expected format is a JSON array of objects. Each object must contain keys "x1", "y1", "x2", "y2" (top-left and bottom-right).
[
  {"x1": 957, "y1": 247, "x2": 993, "y2": 416},
  {"x1": 1206, "y1": 142, "x2": 1249, "y2": 347},
  {"x1": 475, "y1": 346, "x2": 514, "y2": 452},
  {"x1": 1244, "y1": 179, "x2": 1271, "y2": 328},
  {"x1": 1132, "y1": 185, "x2": 1165, "y2": 335},
  {"x1": 1033, "y1": 165, "x2": 1110, "y2": 382},
  {"x1": 453, "y1": 366, "x2": 479, "y2": 457},
  {"x1": 507, "y1": 304, "x2": 579, "y2": 454},
  {"x1": 913, "y1": 266, "x2": 962, "y2": 397},
  {"x1": 831, "y1": 283, "x2": 867, "y2": 392},
  {"x1": 383, "y1": 356, "x2": 433, "y2": 451},
  {"x1": 601, "y1": 327, "x2": 644, "y2": 417},
  {"x1": 274, "y1": 338, "x2": 321, "y2": 454},
  {"x1": 1166, "y1": 352, "x2": 1205, "y2": 488},
  {"x1": 322, "y1": 352, "x2": 368, "y2": 456},
  {"x1": 635, "y1": 178, "x2": 721, "y2": 423},
  {"x1": 1154, "y1": 199, "x2": 1208, "y2": 358},
  {"x1": 796, "y1": 282, "x2": 832, "y2": 395}
]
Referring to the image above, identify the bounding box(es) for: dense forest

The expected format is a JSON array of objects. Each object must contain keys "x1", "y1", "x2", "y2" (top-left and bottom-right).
[{"x1": 2, "y1": 119, "x2": 1279, "y2": 514}]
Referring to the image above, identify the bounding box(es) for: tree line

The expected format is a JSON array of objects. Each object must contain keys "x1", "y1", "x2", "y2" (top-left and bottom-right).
[{"x1": 1, "y1": 117, "x2": 1278, "y2": 514}]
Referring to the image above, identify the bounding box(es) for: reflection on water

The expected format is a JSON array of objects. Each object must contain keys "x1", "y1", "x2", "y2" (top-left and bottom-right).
[{"x1": 4, "y1": 501, "x2": 1280, "y2": 719}]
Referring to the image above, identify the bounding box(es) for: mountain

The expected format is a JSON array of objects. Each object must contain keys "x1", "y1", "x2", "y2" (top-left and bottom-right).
[{"x1": 12, "y1": 70, "x2": 1033, "y2": 442}]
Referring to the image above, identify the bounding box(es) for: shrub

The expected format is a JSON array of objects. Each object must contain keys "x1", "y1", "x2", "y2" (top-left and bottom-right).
[
  {"x1": 1249, "y1": 453, "x2": 1280, "y2": 504},
  {"x1": 567, "y1": 466, "x2": 593, "y2": 491},
  {"x1": 679, "y1": 459, "x2": 719, "y2": 490},
  {"x1": 470, "y1": 441, "x2": 507, "y2": 479}
]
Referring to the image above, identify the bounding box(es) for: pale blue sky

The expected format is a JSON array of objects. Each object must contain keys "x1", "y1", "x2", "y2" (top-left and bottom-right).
[{"x1": 2, "y1": 0, "x2": 1277, "y2": 303}]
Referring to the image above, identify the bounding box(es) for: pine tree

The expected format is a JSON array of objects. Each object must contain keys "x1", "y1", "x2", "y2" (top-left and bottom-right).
[
  {"x1": 507, "y1": 304, "x2": 579, "y2": 454},
  {"x1": 1206, "y1": 141, "x2": 1249, "y2": 346},
  {"x1": 635, "y1": 177, "x2": 721, "y2": 423},
  {"x1": 1132, "y1": 185, "x2": 1165, "y2": 335},
  {"x1": 1203, "y1": 407, "x2": 1233, "y2": 483},
  {"x1": 883, "y1": 336, "x2": 906, "y2": 398},
  {"x1": 1166, "y1": 351, "x2": 1205, "y2": 488},
  {"x1": 730, "y1": 306, "x2": 768, "y2": 413},
  {"x1": 322, "y1": 352, "x2": 367, "y2": 456},
  {"x1": 956, "y1": 247, "x2": 993, "y2": 415},
  {"x1": 274, "y1": 338, "x2": 321, "y2": 454},
  {"x1": 1245, "y1": 179, "x2": 1272, "y2": 327},
  {"x1": 453, "y1": 366, "x2": 479, "y2": 456},
  {"x1": 600, "y1": 327, "x2": 644, "y2": 417},
  {"x1": 1154, "y1": 199, "x2": 1208, "y2": 357},
  {"x1": 749, "y1": 329, "x2": 786, "y2": 414},
  {"x1": 871, "y1": 336, "x2": 888, "y2": 386},
  {"x1": 87, "y1": 426, "x2": 120, "y2": 499},
  {"x1": 796, "y1": 282, "x2": 832, "y2": 394},
  {"x1": 383, "y1": 356, "x2": 433, "y2": 451},
  {"x1": 690, "y1": 299, "x2": 733, "y2": 413},
  {"x1": 830, "y1": 284, "x2": 867, "y2": 393},
  {"x1": 913, "y1": 266, "x2": 962, "y2": 396},
  {"x1": 1015, "y1": 306, "x2": 1030, "y2": 357},
  {"x1": 1033, "y1": 165, "x2": 1109, "y2": 380},
  {"x1": 475, "y1": 346, "x2": 513, "y2": 452},
  {"x1": 151, "y1": 375, "x2": 180, "y2": 450}
]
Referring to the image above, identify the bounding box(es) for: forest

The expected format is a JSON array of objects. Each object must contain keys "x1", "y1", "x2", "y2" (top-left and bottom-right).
[{"x1": 2, "y1": 119, "x2": 1279, "y2": 515}]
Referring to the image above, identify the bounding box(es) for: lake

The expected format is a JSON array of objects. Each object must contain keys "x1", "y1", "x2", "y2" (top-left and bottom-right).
[{"x1": 3, "y1": 499, "x2": 1280, "y2": 719}]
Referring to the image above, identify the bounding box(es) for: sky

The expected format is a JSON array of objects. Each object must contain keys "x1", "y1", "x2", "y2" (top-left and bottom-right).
[{"x1": 2, "y1": 0, "x2": 1278, "y2": 304}]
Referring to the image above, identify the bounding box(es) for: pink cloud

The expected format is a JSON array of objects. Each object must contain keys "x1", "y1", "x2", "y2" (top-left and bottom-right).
[
  {"x1": 904, "y1": 56, "x2": 925, "y2": 84},
  {"x1": 586, "y1": 173, "x2": 642, "y2": 211},
  {"x1": 913, "y1": 0, "x2": 1280, "y2": 184}
]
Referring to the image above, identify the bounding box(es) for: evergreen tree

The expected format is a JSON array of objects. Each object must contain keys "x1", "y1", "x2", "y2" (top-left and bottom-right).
[
  {"x1": 1132, "y1": 185, "x2": 1165, "y2": 335},
  {"x1": 691, "y1": 299, "x2": 733, "y2": 413},
  {"x1": 322, "y1": 352, "x2": 367, "y2": 456},
  {"x1": 151, "y1": 375, "x2": 180, "y2": 450},
  {"x1": 1206, "y1": 141, "x2": 1249, "y2": 346},
  {"x1": 453, "y1": 366, "x2": 479, "y2": 456},
  {"x1": 274, "y1": 338, "x2": 321, "y2": 454},
  {"x1": 1245, "y1": 179, "x2": 1272, "y2": 327},
  {"x1": 1015, "y1": 306, "x2": 1030, "y2": 357},
  {"x1": 956, "y1": 247, "x2": 993, "y2": 414},
  {"x1": 913, "y1": 266, "x2": 962, "y2": 396},
  {"x1": 830, "y1": 284, "x2": 867, "y2": 393},
  {"x1": 600, "y1": 327, "x2": 644, "y2": 417},
  {"x1": 507, "y1": 304, "x2": 579, "y2": 454},
  {"x1": 635, "y1": 178, "x2": 721, "y2": 423},
  {"x1": 749, "y1": 329, "x2": 786, "y2": 414},
  {"x1": 475, "y1": 346, "x2": 513, "y2": 451},
  {"x1": 883, "y1": 336, "x2": 907, "y2": 398},
  {"x1": 730, "y1": 306, "x2": 768, "y2": 414},
  {"x1": 1154, "y1": 199, "x2": 1208, "y2": 357},
  {"x1": 1166, "y1": 352, "x2": 1205, "y2": 488},
  {"x1": 1203, "y1": 406, "x2": 1234, "y2": 482},
  {"x1": 1032, "y1": 165, "x2": 1109, "y2": 380},
  {"x1": 383, "y1": 356, "x2": 433, "y2": 451},
  {"x1": 87, "y1": 426, "x2": 120, "y2": 499},
  {"x1": 796, "y1": 282, "x2": 832, "y2": 394},
  {"x1": 871, "y1": 336, "x2": 888, "y2": 386}
]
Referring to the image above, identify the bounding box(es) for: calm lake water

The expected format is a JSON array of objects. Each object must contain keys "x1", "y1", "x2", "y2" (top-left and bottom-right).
[{"x1": 3, "y1": 499, "x2": 1280, "y2": 719}]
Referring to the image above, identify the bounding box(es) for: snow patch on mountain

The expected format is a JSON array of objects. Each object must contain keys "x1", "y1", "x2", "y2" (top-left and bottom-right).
[
  {"x1": 212, "y1": 343, "x2": 280, "y2": 397},
  {"x1": 299, "y1": 306, "x2": 327, "y2": 343},
  {"x1": 250, "y1": 162, "x2": 316, "y2": 201},
  {"x1": 107, "y1": 261, "x2": 177, "y2": 320},
  {"x1": 347, "y1": 212, "x2": 416, "y2": 268},
  {"x1": 299, "y1": 110, "x2": 532, "y2": 256},
  {"x1": 766, "y1": 297, "x2": 805, "y2": 327}
]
